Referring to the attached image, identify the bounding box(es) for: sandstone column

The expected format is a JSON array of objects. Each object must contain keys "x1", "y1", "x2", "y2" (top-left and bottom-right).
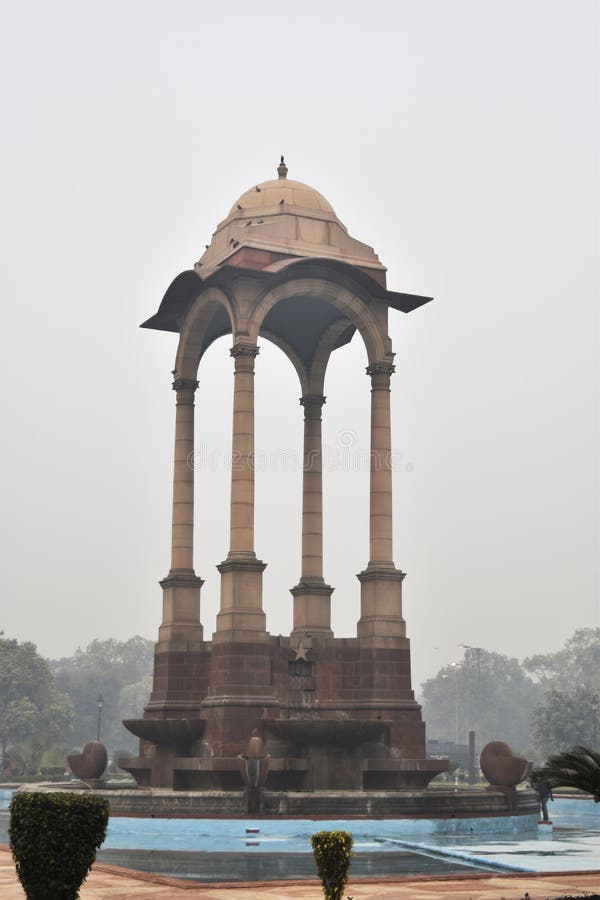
[
  {"x1": 170, "y1": 377, "x2": 198, "y2": 574},
  {"x1": 215, "y1": 342, "x2": 267, "y2": 640},
  {"x1": 357, "y1": 362, "x2": 406, "y2": 642},
  {"x1": 206, "y1": 342, "x2": 276, "y2": 729},
  {"x1": 157, "y1": 379, "x2": 203, "y2": 650},
  {"x1": 291, "y1": 394, "x2": 333, "y2": 638}
]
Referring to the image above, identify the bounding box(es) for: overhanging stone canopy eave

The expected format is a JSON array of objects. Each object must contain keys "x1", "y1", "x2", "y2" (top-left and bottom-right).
[{"x1": 140, "y1": 257, "x2": 433, "y2": 334}]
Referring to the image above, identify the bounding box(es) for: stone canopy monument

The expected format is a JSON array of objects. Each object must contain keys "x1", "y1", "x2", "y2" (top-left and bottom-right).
[{"x1": 122, "y1": 158, "x2": 448, "y2": 805}]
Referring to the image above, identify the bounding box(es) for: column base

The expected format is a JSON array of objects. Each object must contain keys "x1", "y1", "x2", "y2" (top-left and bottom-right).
[
  {"x1": 290, "y1": 577, "x2": 334, "y2": 638},
  {"x1": 356, "y1": 564, "x2": 408, "y2": 645},
  {"x1": 158, "y1": 572, "x2": 204, "y2": 645},
  {"x1": 215, "y1": 553, "x2": 267, "y2": 641}
]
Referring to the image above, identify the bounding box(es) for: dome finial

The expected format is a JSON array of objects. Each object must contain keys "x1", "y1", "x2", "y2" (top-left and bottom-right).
[{"x1": 277, "y1": 155, "x2": 288, "y2": 179}]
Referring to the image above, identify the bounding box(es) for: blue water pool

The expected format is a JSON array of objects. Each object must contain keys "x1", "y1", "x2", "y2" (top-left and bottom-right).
[
  {"x1": 2, "y1": 790, "x2": 600, "y2": 882},
  {"x1": 103, "y1": 812, "x2": 537, "y2": 853}
]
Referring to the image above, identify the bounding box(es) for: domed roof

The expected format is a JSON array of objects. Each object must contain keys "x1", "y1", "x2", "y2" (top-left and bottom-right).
[
  {"x1": 143, "y1": 160, "x2": 434, "y2": 336},
  {"x1": 198, "y1": 158, "x2": 385, "y2": 274},
  {"x1": 229, "y1": 178, "x2": 335, "y2": 218}
]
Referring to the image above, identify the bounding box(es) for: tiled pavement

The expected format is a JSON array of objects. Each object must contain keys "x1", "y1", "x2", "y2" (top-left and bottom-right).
[{"x1": 2, "y1": 847, "x2": 600, "y2": 899}]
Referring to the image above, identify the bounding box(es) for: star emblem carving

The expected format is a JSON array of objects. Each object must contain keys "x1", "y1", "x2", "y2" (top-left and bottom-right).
[{"x1": 294, "y1": 641, "x2": 309, "y2": 661}]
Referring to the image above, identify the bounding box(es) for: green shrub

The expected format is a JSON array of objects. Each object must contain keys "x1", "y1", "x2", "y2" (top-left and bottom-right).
[
  {"x1": 311, "y1": 829, "x2": 353, "y2": 900},
  {"x1": 9, "y1": 791, "x2": 109, "y2": 899}
]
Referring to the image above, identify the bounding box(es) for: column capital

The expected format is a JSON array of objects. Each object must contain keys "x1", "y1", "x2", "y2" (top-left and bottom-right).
[
  {"x1": 230, "y1": 341, "x2": 259, "y2": 359},
  {"x1": 367, "y1": 361, "x2": 395, "y2": 390},
  {"x1": 172, "y1": 377, "x2": 199, "y2": 392},
  {"x1": 366, "y1": 361, "x2": 395, "y2": 378},
  {"x1": 300, "y1": 394, "x2": 326, "y2": 418}
]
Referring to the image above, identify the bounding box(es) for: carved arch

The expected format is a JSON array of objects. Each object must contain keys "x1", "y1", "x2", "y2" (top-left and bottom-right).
[
  {"x1": 174, "y1": 286, "x2": 236, "y2": 380},
  {"x1": 247, "y1": 277, "x2": 387, "y2": 367}
]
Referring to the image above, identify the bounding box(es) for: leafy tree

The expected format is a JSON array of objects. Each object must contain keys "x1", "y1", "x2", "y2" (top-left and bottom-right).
[
  {"x1": 530, "y1": 686, "x2": 599, "y2": 758},
  {"x1": 10, "y1": 736, "x2": 67, "y2": 776},
  {"x1": 0, "y1": 636, "x2": 73, "y2": 758},
  {"x1": 524, "y1": 628, "x2": 600, "y2": 694},
  {"x1": 52, "y1": 637, "x2": 154, "y2": 753},
  {"x1": 525, "y1": 629, "x2": 600, "y2": 758},
  {"x1": 119, "y1": 674, "x2": 153, "y2": 722},
  {"x1": 421, "y1": 648, "x2": 541, "y2": 754}
]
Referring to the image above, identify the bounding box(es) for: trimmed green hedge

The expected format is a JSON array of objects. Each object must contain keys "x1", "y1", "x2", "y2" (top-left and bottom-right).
[
  {"x1": 9, "y1": 792, "x2": 109, "y2": 900},
  {"x1": 311, "y1": 829, "x2": 353, "y2": 900}
]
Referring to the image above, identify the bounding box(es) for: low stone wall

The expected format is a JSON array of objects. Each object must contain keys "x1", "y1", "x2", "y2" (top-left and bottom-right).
[{"x1": 101, "y1": 787, "x2": 538, "y2": 821}]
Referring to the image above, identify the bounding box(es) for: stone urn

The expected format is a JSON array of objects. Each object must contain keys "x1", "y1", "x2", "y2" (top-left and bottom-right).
[
  {"x1": 67, "y1": 741, "x2": 108, "y2": 780},
  {"x1": 480, "y1": 740, "x2": 530, "y2": 788}
]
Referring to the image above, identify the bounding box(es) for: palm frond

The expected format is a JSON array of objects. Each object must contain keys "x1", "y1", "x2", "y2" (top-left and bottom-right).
[{"x1": 533, "y1": 745, "x2": 600, "y2": 798}]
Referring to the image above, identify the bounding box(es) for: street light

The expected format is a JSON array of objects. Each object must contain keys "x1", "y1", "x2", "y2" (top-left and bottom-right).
[
  {"x1": 96, "y1": 695, "x2": 104, "y2": 742},
  {"x1": 459, "y1": 643, "x2": 484, "y2": 729},
  {"x1": 448, "y1": 662, "x2": 462, "y2": 744},
  {"x1": 458, "y1": 643, "x2": 483, "y2": 686},
  {"x1": 459, "y1": 643, "x2": 485, "y2": 784}
]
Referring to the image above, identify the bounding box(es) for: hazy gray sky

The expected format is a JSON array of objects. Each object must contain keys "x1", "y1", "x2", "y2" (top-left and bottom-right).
[{"x1": 0, "y1": 0, "x2": 597, "y2": 693}]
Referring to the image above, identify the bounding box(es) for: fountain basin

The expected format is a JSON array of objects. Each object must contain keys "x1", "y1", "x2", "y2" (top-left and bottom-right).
[
  {"x1": 264, "y1": 719, "x2": 389, "y2": 748},
  {"x1": 122, "y1": 718, "x2": 205, "y2": 745}
]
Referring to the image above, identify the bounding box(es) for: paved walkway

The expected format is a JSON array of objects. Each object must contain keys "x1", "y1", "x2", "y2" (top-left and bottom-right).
[{"x1": 2, "y1": 847, "x2": 600, "y2": 899}]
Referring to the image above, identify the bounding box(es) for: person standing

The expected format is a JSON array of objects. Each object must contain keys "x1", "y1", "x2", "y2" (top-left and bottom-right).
[{"x1": 533, "y1": 777, "x2": 554, "y2": 823}]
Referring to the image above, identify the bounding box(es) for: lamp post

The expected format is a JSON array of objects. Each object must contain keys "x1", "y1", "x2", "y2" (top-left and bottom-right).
[
  {"x1": 96, "y1": 695, "x2": 104, "y2": 742},
  {"x1": 591, "y1": 696, "x2": 598, "y2": 749},
  {"x1": 459, "y1": 643, "x2": 485, "y2": 739},
  {"x1": 459, "y1": 643, "x2": 482, "y2": 686},
  {"x1": 448, "y1": 662, "x2": 461, "y2": 744}
]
